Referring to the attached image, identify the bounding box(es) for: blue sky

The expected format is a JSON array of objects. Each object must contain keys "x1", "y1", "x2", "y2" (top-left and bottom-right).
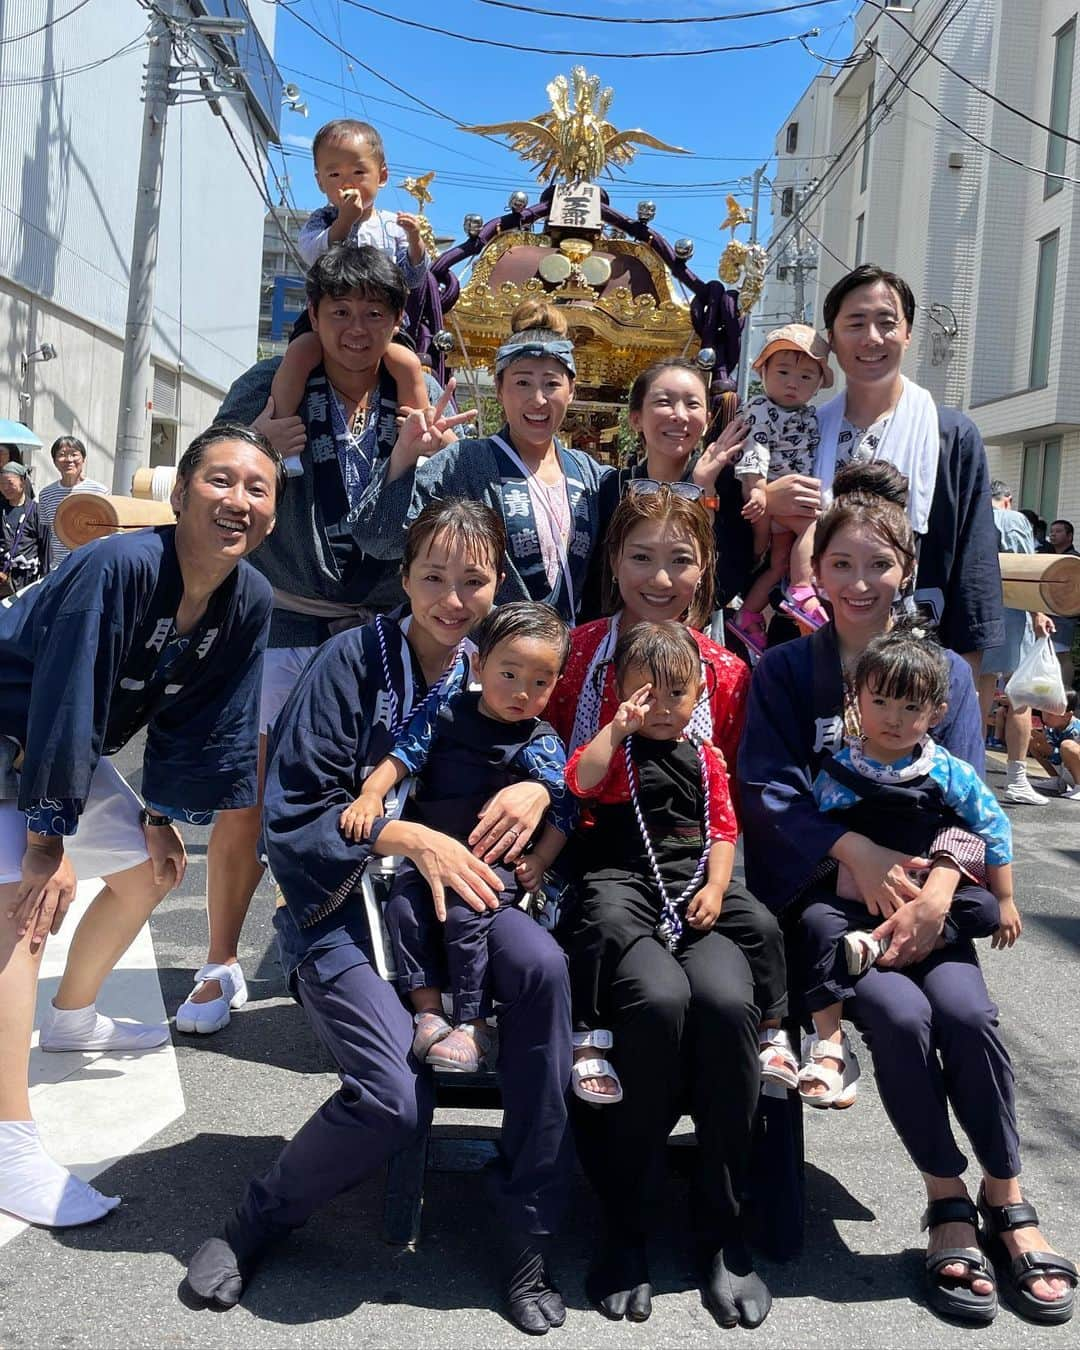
[{"x1": 269, "y1": 1, "x2": 857, "y2": 280}]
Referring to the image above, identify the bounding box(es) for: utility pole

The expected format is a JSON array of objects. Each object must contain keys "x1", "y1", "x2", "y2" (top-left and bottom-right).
[
  {"x1": 113, "y1": 8, "x2": 255, "y2": 493},
  {"x1": 113, "y1": 9, "x2": 173, "y2": 494},
  {"x1": 736, "y1": 163, "x2": 766, "y2": 405},
  {"x1": 792, "y1": 204, "x2": 807, "y2": 326},
  {"x1": 788, "y1": 184, "x2": 818, "y2": 325}
]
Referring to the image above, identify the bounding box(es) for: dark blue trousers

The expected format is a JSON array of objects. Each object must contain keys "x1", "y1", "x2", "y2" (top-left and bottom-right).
[
  {"x1": 385, "y1": 860, "x2": 518, "y2": 1023},
  {"x1": 800, "y1": 883, "x2": 1000, "y2": 1012},
  {"x1": 236, "y1": 909, "x2": 573, "y2": 1243},
  {"x1": 798, "y1": 884, "x2": 1020, "y2": 1179}
]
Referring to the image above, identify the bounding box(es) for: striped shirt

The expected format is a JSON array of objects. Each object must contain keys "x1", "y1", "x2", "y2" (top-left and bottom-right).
[{"x1": 36, "y1": 478, "x2": 108, "y2": 569}]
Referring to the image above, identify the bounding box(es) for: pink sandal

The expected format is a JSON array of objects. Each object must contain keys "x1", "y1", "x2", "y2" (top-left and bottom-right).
[
  {"x1": 780, "y1": 585, "x2": 828, "y2": 632},
  {"x1": 728, "y1": 609, "x2": 768, "y2": 659}
]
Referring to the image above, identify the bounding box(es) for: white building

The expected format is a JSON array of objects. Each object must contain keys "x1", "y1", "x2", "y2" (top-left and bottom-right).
[
  {"x1": 761, "y1": 0, "x2": 1080, "y2": 529},
  {"x1": 258, "y1": 207, "x2": 308, "y2": 362},
  {"x1": 0, "y1": 0, "x2": 281, "y2": 483}
]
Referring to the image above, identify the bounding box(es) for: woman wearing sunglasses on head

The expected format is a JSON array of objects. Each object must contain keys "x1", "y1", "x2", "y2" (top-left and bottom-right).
[
  {"x1": 545, "y1": 485, "x2": 787, "y2": 1331},
  {"x1": 578, "y1": 358, "x2": 750, "y2": 623}
]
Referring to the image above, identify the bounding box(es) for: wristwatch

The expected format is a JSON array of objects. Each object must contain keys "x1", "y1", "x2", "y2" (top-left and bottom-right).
[{"x1": 139, "y1": 809, "x2": 172, "y2": 828}]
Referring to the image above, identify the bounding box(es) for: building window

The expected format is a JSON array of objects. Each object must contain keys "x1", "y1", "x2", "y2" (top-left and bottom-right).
[
  {"x1": 786, "y1": 122, "x2": 799, "y2": 153},
  {"x1": 1046, "y1": 18, "x2": 1075, "y2": 197},
  {"x1": 1021, "y1": 439, "x2": 1062, "y2": 521},
  {"x1": 1030, "y1": 230, "x2": 1059, "y2": 388},
  {"x1": 781, "y1": 186, "x2": 795, "y2": 216},
  {"x1": 854, "y1": 213, "x2": 865, "y2": 265},
  {"x1": 860, "y1": 77, "x2": 875, "y2": 193}
]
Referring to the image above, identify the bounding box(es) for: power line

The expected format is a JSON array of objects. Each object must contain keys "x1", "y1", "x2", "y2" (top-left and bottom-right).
[
  {"x1": 866, "y1": 0, "x2": 1080, "y2": 151},
  {"x1": 872, "y1": 42, "x2": 1080, "y2": 189},
  {"x1": 0, "y1": 33, "x2": 145, "y2": 87},
  {"x1": 336, "y1": 0, "x2": 822, "y2": 59},
  {"x1": 280, "y1": 60, "x2": 795, "y2": 167},
  {"x1": 0, "y1": 0, "x2": 94, "y2": 44},
  {"x1": 284, "y1": 6, "x2": 488, "y2": 132},
  {"x1": 467, "y1": 0, "x2": 837, "y2": 24},
  {"x1": 275, "y1": 140, "x2": 748, "y2": 199},
  {"x1": 766, "y1": 0, "x2": 970, "y2": 261}
]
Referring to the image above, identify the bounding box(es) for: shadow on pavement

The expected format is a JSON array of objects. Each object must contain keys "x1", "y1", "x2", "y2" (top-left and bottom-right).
[{"x1": 42, "y1": 1124, "x2": 942, "y2": 1328}]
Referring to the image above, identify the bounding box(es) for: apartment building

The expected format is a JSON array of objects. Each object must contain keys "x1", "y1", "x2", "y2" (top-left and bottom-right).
[
  {"x1": 761, "y1": 0, "x2": 1080, "y2": 529},
  {"x1": 0, "y1": 0, "x2": 283, "y2": 480},
  {"x1": 258, "y1": 208, "x2": 308, "y2": 362}
]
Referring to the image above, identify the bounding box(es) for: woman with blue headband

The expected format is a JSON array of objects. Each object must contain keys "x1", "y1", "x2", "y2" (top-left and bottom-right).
[{"x1": 350, "y1": 298, "x2": 609, "y2": 624}]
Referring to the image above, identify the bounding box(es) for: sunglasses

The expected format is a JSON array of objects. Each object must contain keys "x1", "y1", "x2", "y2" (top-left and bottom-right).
[{"x1": 625, "y1": 478, "x2": 719, "y2": 511}]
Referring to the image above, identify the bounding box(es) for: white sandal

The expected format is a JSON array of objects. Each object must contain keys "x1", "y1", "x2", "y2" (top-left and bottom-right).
[
  {"x1": 843, "y1": 930, "x2": 890, "y2": 976},
  {"x1": 571, "y1": 1029, "x2": 623, "y2": 1106},
  {"x1": 759, "y1": 1028, "x2": 798, "y2": 1090},
  {"x1": 797, "y1": 1033, "x2": 860, "y2": 1109}
]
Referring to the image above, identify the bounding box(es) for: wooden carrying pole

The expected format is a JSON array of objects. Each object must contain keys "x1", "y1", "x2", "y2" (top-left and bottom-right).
[
  {"x1": 53, "y1": 493, "x2": 175, "y2": 550},
  {"x1": 1000, "y1": 552, "x2": 1080, "y2": 615}
]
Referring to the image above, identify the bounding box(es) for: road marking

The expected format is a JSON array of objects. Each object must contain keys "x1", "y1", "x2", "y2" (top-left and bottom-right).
[{"x1": 0, "y1": 879, "x2": 185, "y2": 1248}]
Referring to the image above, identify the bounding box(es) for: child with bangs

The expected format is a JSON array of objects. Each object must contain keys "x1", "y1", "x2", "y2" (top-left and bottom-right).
[
  {"x1": 340, "y1": 601, "x2": 575, "y2": 1073},
  {"x1": 563, "y1": 620, "x2": 783, "y2": 1106},
  {"x1": 798, "y1": 624, "x2": 1021, "y2": 1109}
]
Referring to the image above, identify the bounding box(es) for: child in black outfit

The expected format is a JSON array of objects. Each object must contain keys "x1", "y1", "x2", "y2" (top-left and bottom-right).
[
  {"x1": 563, "y1": 621, "x2": 789, "y2": 1105},
  {"x1": 342, "y1": 602, "x2": 574, "y2": 1072}
]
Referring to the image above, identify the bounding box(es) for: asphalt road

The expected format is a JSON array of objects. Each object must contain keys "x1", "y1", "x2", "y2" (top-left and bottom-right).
[{"x1": 0, "y1": 746, "x2": 1077, "y2": 1348}]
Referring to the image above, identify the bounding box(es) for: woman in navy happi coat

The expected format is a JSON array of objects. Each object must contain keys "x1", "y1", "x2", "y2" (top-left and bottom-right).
[{"x1": 187, "y1": 498, "x2": 575, "y2": 1336}]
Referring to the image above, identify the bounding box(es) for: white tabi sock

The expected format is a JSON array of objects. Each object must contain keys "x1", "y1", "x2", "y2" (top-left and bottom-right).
[
  {"x1": 0, "y1": 1121, "x2": 120, "y2": 1227},
  {"x1": 39, "y1": 1002, "x2": 169, "y2": 1053},
  {"x1": 1005, "y1": 759, "x2": 1028, "y2": 786}
]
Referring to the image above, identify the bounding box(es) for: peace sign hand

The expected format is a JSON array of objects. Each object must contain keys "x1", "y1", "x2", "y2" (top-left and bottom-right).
[
  {"x1": 611, "y1": 684, "x2": 652, "y2": 741},
  {"x1": 393, "y1": 378, "x2": 476, "y2": 466}
]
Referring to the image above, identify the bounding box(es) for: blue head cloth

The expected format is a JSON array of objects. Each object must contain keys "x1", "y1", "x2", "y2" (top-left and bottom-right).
[{"x1": 494, "y1": 330, "x2": 576, "y2": 379}]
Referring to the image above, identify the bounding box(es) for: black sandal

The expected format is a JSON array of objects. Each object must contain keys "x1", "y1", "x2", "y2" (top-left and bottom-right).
[
  {"x1": 978, "y1": 1189, "x2": 1077, "y2": 1326},
  {"x1": 920, "y1": 1196, "x2": 997, "y2": 1324}
]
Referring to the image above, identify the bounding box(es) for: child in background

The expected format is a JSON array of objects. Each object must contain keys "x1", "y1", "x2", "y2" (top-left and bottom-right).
[
  {"x1": 986, "y1": 677, "x2": 1009, "y2": 750},
  {"x1": 800, "y1": 625, "x2": 1021, "y2": 1109},
  {"x1": 340, "y1": 603, "x2": 575, "y2": 1073},
  {"x1": 271, "y1": 118, "x2": 429, "y2": 425},
  {"x1": 729, "y1": 324, "x2": 833, "y2": 657},
  {"x1": 1031, "y1": 690, "x2": 1080, "y2": 799},
  {"x1": 564, "y1": 621, "x2": 791, "y2": 1106}
]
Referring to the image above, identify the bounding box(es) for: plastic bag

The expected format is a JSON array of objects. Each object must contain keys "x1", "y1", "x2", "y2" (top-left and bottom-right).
[{"x1": 1005, "y1": 635, "x2": 1067, "y2": 714}]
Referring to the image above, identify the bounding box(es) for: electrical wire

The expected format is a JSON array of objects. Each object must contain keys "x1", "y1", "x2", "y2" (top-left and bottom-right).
[
  {"x1": 285, "y1": 6, "x2": 488, "y2": 132},
  {"x1": 278, "y1": 61, "x2": 801, "y2": 168},
  {"x1": 872, "y1": 43, "x2": 1080, "y2": 189},
  {"x1": 765, "y1": 0, "x2": 970, "y2": 260},
  {"x1": 865, "y1": 0, "x2": 1080, "y2": 150},
  {"x1": 467, "y1": 0, "x2": 837, "y2": 24},
  {"x1": 219, "y1": 108, "x2": 308, "y2": 270},
  {"x1": 336, "y1": 0, "x2": 821, "y2": 60},
  {"x1": 0, "y1": 33, "x2": 145, "y2": 87},
  {"x1": 0, "y1": 0, "x2": 94, "y2": 44}
]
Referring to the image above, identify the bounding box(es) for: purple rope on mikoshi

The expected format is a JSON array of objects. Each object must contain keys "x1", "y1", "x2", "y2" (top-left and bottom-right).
[
  {"x1": 623, "y1": 734, "x2": 712, "y2": 953},
  {"x1": 373, "y1": 614, "x2": 464, "y2": 737}
]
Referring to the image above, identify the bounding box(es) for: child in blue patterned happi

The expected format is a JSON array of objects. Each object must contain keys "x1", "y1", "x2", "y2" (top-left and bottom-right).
[
  {"x1": 340, "y1": 602, "x2": 575, "y2": 1074},
  {"x1": 796, "y1": 623, "x2": 1021, "y2": 1109}
]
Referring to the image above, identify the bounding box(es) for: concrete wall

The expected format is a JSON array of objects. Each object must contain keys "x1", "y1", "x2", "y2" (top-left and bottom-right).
[{"x1": 0, "y1": 0, "x2": 276, "y2": 480}]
